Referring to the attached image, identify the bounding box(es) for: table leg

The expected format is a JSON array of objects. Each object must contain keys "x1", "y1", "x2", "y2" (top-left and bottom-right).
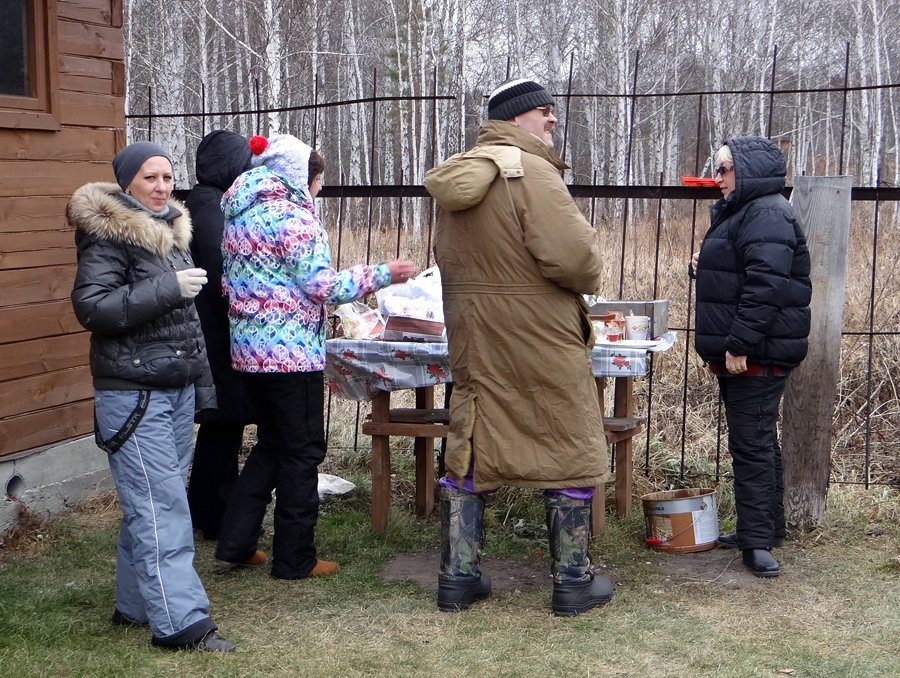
[
  {"x1": 414, "y1": 386, "x2": 435, "y2": 517},
  {"x1": 370, "y1": 390, "x2": 392, "y2": 534},
  {"x1": 613, "y1": 377, "x2": 635, "y2": 517}
]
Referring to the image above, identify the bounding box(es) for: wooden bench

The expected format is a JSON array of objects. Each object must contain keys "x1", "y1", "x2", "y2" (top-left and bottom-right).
[{"x1": 361, "y1": 377, "x2": 645, "y2": 535}]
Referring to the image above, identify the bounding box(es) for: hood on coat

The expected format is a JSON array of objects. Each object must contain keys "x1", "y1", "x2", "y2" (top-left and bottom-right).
[
  {"x1": 724, "y1": 136, "x2": 786, "y2": 207},
  {"x1": 221, "y1": 165, "x2": 312, "y2": 221},
  {"x1": 424, "y1": 120, "x2": 567, "y2": 212},
  {"x1": 195, "y1": 130, "x2": 253, "y2": 192},
  {"x1": 67, "y1": 182, "x2": 192, "y2": 256}
]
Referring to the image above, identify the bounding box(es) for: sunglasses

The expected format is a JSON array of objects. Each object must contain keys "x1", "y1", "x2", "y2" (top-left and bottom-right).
[
  {"x1": 715, "y1": 164, "x2": 734, "y2": 176},
  {"x1": 535, "y1": 105, "x2": 555, "y2": 117}
]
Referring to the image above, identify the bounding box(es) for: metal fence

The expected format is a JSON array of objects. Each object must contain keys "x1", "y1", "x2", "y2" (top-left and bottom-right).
[{"x1": 143, "y1": 54, "x2": 900, "y2": 490}]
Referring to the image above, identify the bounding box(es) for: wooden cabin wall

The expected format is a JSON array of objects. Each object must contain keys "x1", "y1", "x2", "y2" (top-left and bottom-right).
[{"x1": 0, "y1": 0, "x2": 125, "y2": 457}]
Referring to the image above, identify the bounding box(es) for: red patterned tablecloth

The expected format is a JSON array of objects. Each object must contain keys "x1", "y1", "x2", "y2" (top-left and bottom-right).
[{"x1": 325, "y1": 332, "x2": 676, "y2": 402}]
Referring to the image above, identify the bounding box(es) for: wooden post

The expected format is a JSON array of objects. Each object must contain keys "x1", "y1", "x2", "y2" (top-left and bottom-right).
[
  {"x1": 782, "y1": 175, "x2": 852, "y2": 529},
  {"x1": 613, "y1": 376, "x2": 635, "y2": 517},
  {"x1": 369, "y1": 391, "x2": 392, "y2": 534},
  {"x1": 413, "y1": 386, "x2": 435, "y2": 517}
]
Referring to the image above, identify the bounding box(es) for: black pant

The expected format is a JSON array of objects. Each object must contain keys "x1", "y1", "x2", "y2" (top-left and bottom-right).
[
  {"x1": 215, "y1": 371, "x2": 326, "y2": 579},
  {"x1": 187, "y1": 422, "x2": 244, "y2": 539},
  {"x1": 718, "y1": 374, "x2": 787, "y2": 550}
]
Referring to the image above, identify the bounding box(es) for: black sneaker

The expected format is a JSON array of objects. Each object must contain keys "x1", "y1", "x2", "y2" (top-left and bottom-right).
[{"x1": 195, "y1": 630, "x2": 236, "y2": 652}]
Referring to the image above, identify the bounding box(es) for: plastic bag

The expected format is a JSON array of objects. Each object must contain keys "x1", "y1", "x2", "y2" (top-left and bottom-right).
[
  {"x1": 334, "y1": 301, "x2": 385, "y2": 339},
  {"x1": 318, "y1": 473, "x2": 356, "y2": 499},
  {"x1": 376, "y1": 266, "x2": 444, "y2": 323}
]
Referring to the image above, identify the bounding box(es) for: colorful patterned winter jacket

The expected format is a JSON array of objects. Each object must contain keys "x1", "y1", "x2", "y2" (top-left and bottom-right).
[{"x1": 221, "y1": 166, "x2": 391, "y2": 373}]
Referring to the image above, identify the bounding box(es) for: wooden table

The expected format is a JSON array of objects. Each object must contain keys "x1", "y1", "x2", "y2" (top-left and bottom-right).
[{"x1": 326, "y1": 336, "x2": 675, "y2": 534}]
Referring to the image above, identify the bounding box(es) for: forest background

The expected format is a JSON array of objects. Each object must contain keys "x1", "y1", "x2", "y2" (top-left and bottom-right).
[{"x1": 124, "y1": 0, "x2": 899, "y2": 198}]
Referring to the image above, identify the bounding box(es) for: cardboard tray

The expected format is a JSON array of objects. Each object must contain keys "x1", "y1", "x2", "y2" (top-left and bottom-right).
[{"x1": 380, "y1": 315, "x2": 446, "y2": 342}]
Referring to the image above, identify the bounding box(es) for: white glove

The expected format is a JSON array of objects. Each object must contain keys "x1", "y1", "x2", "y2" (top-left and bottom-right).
[{"x1": 175, "y1": 267, "x2": 207, "y2": 299}]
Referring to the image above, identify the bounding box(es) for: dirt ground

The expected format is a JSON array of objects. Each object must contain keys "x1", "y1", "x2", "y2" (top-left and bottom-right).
[{"x1": 380, "y1": 543, "x2": 765, "y2": 591}]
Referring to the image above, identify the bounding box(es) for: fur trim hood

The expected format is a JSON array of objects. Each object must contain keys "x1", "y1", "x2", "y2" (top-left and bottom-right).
[{"x1": 67, "y1": 182, "x2": 192, "y2": 256}]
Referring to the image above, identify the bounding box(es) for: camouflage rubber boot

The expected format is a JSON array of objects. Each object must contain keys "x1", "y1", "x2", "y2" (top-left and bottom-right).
[
  {"x1": 545, "y1": 492, "x2": 613, "y2": 617},
  {"x1": 437, "y1": 486, "x2": 492, "y2": 612}
]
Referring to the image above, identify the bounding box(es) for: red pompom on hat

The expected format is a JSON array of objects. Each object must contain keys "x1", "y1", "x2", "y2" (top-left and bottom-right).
[
  {"x1": 247, "y1": 133, "x2": 312, "y2": 191},
  {"x1": 249, "y1": 135, "x2": 269, "y2": 156}
]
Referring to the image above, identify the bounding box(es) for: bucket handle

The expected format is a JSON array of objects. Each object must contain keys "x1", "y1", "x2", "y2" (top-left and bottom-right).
[{"x1": 645, "y1": 514, "x2": 705, "y2": 546}]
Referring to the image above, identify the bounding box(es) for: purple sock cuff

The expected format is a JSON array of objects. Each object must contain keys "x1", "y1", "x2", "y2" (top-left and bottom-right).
[
  {"x1": 439, "y1": 475, "x2": 492, "y2": 496},
  {"x1": 440, "y1": 476, "x2": 595, "y2": 500},
  {"x1": 548, "y1": 486, "x2": 596, "y2": 500}
]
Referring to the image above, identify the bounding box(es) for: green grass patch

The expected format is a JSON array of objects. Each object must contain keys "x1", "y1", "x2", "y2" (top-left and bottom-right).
[{"x1": 1, "y1": 484, "x2": 899, "y2": 678}]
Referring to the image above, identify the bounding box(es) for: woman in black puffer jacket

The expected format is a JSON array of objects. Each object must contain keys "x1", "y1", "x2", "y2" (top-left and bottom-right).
[
  {"x1": 690, "y1": 136, "x2": 811, "y2": 578},
  {"x1": 69, "y1": 141, "x2": 233, "y2": 652}
]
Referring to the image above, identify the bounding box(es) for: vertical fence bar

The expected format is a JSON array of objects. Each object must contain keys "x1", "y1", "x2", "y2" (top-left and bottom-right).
[
  {"x1": 425, "y1": 67, "x2": 438, "y2": 269},
  {"x1": 618, "y1": 50, "x2": 640, "y2": 299},
  {"x1": 678, "y1": 95, "x2": 705, "y2": 480},
  {"x1": 312, "y1": 73, "x2": 320, "y2": 150},
  {"x1": 560, "y1": 51, "x2": 575, "y2": 164},
  {"x1": 643, "y1": 170, "x2": 665, "y2": 472},
  {"x1": 365, "y1": 69, "x2": 378, "y2": 265},
  {"x1": 838, "y1": 42, "x2": 850, "y2": 175},
  {"x1": 200, "y1": 82, "x2": 206, "y2": 139},
  {"x1": 766, "y1": 45, "x2": 778, "y2": 139},
  {"x1": 395, "y1": 170, "x2": 404, "y2": 259},
  {"x1": 863, "y1": 178, "x2": 881, "y2": 488}
]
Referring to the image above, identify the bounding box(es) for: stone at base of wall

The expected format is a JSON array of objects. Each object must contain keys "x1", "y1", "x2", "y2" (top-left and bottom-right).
[{"x1": 1, "y1": 436, "x2": 113, "y2": 537}]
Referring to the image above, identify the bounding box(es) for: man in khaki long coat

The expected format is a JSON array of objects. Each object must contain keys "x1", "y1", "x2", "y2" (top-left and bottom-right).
[{"x1": 424, "y1": 78, "x2": 612, "y2": 617}]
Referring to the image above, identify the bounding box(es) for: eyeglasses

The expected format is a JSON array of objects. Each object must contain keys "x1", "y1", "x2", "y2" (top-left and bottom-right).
[
  {"x1": 715, "y1": 164, "x2": 734, "y2": 176},
  {"x1": 535, "y1": 105, "x2": 555, "y2": 117}
]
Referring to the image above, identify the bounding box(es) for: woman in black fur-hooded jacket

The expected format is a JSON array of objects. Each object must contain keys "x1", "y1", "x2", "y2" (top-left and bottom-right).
[
  {"x1": 68, "y1": 141, "x2": 233, "y2": 652},
  {"x1": 69, "y1": 181, "x2": 214, "y2": 400}
]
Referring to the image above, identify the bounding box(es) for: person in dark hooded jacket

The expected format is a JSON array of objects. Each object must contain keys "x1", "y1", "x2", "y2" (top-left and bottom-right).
[
  {"x1": 185, "y1": 130, "x2": 255, "y2": 541},
  {"x1": 690, "y1": 135, "x2": 811, "y2": 578}
]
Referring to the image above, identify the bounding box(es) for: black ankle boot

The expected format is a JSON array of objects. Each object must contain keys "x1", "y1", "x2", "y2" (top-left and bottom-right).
[
  {"x1": 742, "y1": 548, "x2": 780, "y2": 577},
  {"x1": 552, "y1": 575, "x2": 613, "y2": 617},
  {"x1": 437, "y1": 574, "x2": 492, "y2": 612}
]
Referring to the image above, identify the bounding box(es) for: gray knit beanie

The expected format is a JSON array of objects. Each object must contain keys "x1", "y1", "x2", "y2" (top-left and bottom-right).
[
  {"x1": 487, "y1": 79, "x2": 555, "y2": 120},
  {"x1": 112, "y1": 141, "x2": 174, "y2": 190},
  {"x1": 249, "y1": 134, "x2": 311, "y2": 192}
]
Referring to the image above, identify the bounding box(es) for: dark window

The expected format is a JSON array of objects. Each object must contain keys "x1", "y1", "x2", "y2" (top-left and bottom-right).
[
  {"x1": 0, "y1": 0, "x2": 59, "y2": 130},
  {"x1": 0, "y1": 0, "x2": 32, "y2": 97}
]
